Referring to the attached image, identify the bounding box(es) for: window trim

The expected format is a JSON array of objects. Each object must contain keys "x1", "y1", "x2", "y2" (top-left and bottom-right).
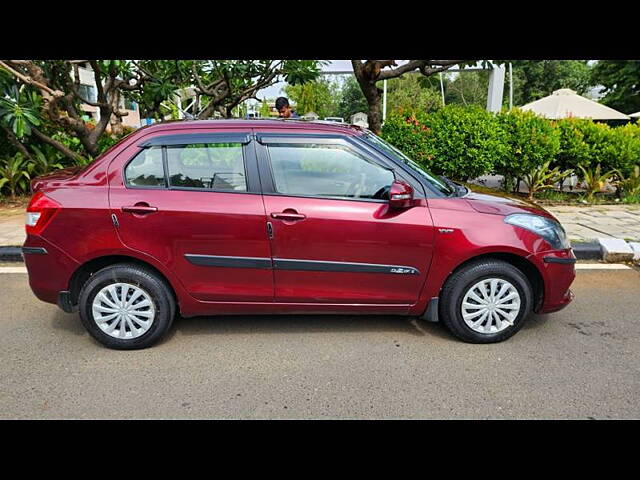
[
  {"x1": 123, "y1": 139, "x2": 259, "y2": 194},
  {"x1": 256, "y1": 134, "x2": 425, "y2": 203},
  {"x1": 123, "y1": 146, "x2": 167, "y2": 189},
  {"x1": 164, "y1": 142, "x2": 249, "y2": 193},
  {"x1": 265, "y1": 136, "x2": 396, "y2": 203},
  {"x1": 138, "y1": 132, "x2": 251, "y2": 147}
]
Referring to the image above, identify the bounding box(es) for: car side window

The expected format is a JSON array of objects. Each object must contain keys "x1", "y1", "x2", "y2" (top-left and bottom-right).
[
  {"x1": 166, "y1": 143, "x2": 247, "y2": 191},
  {"x1": 124, "y1": 147, "x2": 166, "y2": 187},
  {"x1": 267, "y1": 143, "x2": 394, "y2": 200}
]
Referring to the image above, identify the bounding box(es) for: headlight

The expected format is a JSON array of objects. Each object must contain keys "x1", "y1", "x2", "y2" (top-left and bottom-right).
[{"x1": 504, "y1": 213, "x2": 570, "y2": 250}]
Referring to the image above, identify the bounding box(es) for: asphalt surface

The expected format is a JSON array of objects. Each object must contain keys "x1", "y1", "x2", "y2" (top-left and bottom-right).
[{"x1": 1, "y1": 268, "x2": 639, "y2": 419}]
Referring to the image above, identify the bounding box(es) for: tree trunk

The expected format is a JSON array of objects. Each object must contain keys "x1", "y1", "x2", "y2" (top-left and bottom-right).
[
  {"x1": 359, "y1": 80, "x2": 382, "y2": 134},
  {"x1": 514, "y1": 178, "x2": 522, "y2": 194},
  {"x1": 197, "y1": 101, "x2": 218, "y2": 120}
]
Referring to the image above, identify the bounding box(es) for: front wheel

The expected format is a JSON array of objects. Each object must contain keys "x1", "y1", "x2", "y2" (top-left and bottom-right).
[
  {"x1": 439, "y1": 259, "x2": 533, "y2": 343},
  {"x1": 78, "y1": 264, "x2": 175, "y2": 350}
]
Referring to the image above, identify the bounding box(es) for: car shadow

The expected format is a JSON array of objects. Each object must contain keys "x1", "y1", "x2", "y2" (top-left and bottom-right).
[
  {"x1": 162, "y1": 313, "x2": 454, "y2": 343},
  {"x1": 50, "y1": 310, "x2": 546, "y2": 345},
  {"x1": 522, "y1": 313, "x2": 550, "y2": 330},
  {"x1": 51, "y1": 310, "x2": 86, "y2": 336}
]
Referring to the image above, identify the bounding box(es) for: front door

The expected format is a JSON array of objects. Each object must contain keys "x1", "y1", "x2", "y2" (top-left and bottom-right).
[
  {"x1": 108, "y1": 131, "x2": 273, "y2": 303},
  {"x1": 257, "y1": 135, "x2": 434, "y2": 305}
]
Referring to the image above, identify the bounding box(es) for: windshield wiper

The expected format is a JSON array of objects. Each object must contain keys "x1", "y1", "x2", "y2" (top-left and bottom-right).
[{"x1": 438, "y1": 176, "x2": 463, "y2": 196}]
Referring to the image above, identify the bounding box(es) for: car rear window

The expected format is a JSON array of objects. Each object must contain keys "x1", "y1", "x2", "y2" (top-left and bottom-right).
[{"x1": 124, "y1": 147, "x2": 165, "y2": 187}]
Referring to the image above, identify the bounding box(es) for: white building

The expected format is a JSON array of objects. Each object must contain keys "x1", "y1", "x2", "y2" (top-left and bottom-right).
[{"x1": 70, "y1": 61, "x2": 142, "y2": 129}]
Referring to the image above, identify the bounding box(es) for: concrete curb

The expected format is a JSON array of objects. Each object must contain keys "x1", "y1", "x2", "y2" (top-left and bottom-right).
[
  {"x1": 570, "y1": 241, "x2": 603, "y2": 261},
  {"x1": 0, "y1": 246, "x2": 23, "y2": 262}
]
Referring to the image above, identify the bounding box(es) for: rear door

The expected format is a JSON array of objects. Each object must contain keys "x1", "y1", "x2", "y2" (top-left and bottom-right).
[
  {"x1": 108, "y1": 130, "x2": 273, "y2": 302},
  {"x1": 256, "y1": 132, "x2": 435, "y2": 306}
]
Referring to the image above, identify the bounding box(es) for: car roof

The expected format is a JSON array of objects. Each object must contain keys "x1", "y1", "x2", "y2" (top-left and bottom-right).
[{"x1": 136, "y1": 118, "x2": 366, "y2": 136}]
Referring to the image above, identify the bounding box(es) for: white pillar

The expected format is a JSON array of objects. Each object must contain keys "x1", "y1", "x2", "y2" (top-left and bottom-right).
[
  {"x1": 439, "y1": 73, "x2": 445, "y2": 106},
  {"x1": 382, "y1": 79, "x2": 387, "y2": 123},
  {"x1": 175, "y1": 93, "x2": 184, "y2": 119},
  {"x1": 486, "y1": 63, "x2": 506, "y2": 113}
]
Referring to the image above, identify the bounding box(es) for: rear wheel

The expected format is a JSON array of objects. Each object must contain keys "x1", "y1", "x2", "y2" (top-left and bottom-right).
[
  {"x1": 439, "y1": 259, "x2": 533, "y2": 343},
  {"x1": 78, "y1": 264, "x2": 175, "y2": 350}
]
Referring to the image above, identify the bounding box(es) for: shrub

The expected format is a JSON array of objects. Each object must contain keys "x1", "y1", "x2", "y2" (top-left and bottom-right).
[
  {"x1": 522, "y1": 160, "x2": 572, "y2": 201},
  {"x1": 0, "y1": 153, "x2": 32, "y2": 198},
  {"x1": 609, "y1": 123, "x2": 640, "y2": 177},
  {"x1": 382, "y1": 106, "x2": 508, "y2": 181},
  {"x1": 382, "y1": 108, "x2": 640, "y2": 196},
  {"x1": 570, "y1": 121, "x2": 637, "y2": 176},
  {"x1": 554, "y1": 118, "x2": 593, "y2": 180},
  {"x1": 578, "y1": 163, "x2": 618, "y2": 203},
  {"x1": 380, "y1": 111, "x2": 432, "y2": 167},
  {"x1": 422, "y1": 105, "x2": 509, "y2": 181},
  {"x1": 618, "y1": 165, "x2": 640, "y2": 199},
  {"x1": 497, "y1": 109, "x2": 560, "y2": 192}
]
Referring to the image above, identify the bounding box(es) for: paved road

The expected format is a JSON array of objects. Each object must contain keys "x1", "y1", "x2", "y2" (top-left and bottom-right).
[{"x1": 1, "y1": 268, "x2": 639, "y2": 419}]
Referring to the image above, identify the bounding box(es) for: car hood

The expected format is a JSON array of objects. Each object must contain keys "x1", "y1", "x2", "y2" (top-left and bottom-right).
[{"x1": 464, "y1": 191, "x2": 556, "y2": 219}]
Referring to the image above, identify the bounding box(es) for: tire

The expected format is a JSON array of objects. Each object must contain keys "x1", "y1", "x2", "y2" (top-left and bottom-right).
[
  {"x1": 438, "y1": 259, "x2": 533, "y2": 343},
  {"x1": 78, "y1": 263, "x2": 175, "y2": 350}
]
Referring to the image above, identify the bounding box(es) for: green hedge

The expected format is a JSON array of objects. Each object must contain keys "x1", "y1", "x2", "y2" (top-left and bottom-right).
[{"x1": 381, "y1": 106, "x2": 640, "y2": 185}]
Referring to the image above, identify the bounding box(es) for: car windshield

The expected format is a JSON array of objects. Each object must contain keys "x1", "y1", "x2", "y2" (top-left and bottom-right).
[{"x1": 361, "y1": 131, "x2": 455, "y2": 196}]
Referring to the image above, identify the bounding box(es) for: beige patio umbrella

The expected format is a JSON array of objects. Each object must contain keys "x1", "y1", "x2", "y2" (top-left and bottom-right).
[{"x1": 520, "y1": 88, "x2": 630, "y2": 120}]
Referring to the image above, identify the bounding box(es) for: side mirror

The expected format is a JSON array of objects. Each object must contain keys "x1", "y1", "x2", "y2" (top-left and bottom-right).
[{"x1": 389, "y1": 180, "x2": 414, "y2": 209}]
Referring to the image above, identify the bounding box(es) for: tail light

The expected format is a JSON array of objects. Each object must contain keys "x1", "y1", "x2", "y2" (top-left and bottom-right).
[{"x1": 25, "y1": 191, "x2": 61, "y2": 235}]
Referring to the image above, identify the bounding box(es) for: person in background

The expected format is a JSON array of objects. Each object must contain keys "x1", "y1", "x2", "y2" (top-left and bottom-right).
[{"x1": 275, "y1": 97, "x2": 300, "y2": 119}]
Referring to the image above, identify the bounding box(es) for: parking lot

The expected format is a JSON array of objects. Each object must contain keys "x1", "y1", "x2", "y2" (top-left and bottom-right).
[{"x1": 1, "y1": 267, "x2": 639, "y2": 419}]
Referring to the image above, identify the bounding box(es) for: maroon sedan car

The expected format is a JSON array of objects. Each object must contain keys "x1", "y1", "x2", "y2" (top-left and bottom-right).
[{"x1": 22, "y1": 119, "x2": 575, "y2": 349}]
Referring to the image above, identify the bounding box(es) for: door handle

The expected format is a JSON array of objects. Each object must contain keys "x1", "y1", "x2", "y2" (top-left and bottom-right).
[
  {"x1": 270, "y1": 212, "x2": 306, "y2": 221},
  {"x1": 122, "y1": 204, "x2": 158, "y2": 215}
]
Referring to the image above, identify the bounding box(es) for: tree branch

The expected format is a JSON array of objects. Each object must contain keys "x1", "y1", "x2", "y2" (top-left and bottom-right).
[
  {"x1": 0, "y1": 124, "x2": 33, "y2": 160},
  {"x1": 0, "y1": 60, "x2": 64, "y2": 98},
  {"x1": 31, "y1": 127, "x2": 84, "y2": 163}
]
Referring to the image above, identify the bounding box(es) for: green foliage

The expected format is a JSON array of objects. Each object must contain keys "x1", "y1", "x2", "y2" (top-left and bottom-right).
[
  {"x1": 0, "y1": 85, "x2": 41, "y2": 138},
  {"x1": 0, "y1": 124, "x2": 136, "y2": 197},
  {"x1": 143, "y1": 60, "x2": 324, "y2": 119},
  {"x1": 570, "y1": 121, "x2": 638, "y2": 176},
  {"x1": 259, "y1": 100, "x2": 271, "y2": 118},
  {"x1": 618, "y1": 165, "x2": 640, "y2": 199},
  {"x1": 443, "y1": 71, "x2": 490, "y2": 107},
  {"x1": 336, "y1": 76, "x2": 368, "y2": 121},
  {"x1": 522, "y1": 160, "x2": 572, "y2": 201},
  {"x1": 496, "y1": 109, "x2": 560, "y2": 189},
  {"x1": 383, "y1": 106, "x2": 508, "y2": 181},
  {"x1": 30, "y1": 145, "x2": 64, "y2": 176},
  {"x1": 284, "y1": 77, "x2": 339, "y2": 118},
  {"x1": 553, "y1": 117, "x2": 593, "y2": 175},
  {"x1": 0, "y1": 153, "x2": 32, "y2": 198},
  {"x1": 507, "y1": 60, "x2": 593, "y2": 106},
  {"x1": 386, "y1": 74, "x2": 442, "y2": 115},
  {"x1": 590, "y1": 60, "x2": 640, "y2": 114},
  {"x1": 382, "y1": 106, "x2": 640, "y2": 201},
  {"x1": 578, "y1": 164, "x2": 618, "y2": 203}
]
